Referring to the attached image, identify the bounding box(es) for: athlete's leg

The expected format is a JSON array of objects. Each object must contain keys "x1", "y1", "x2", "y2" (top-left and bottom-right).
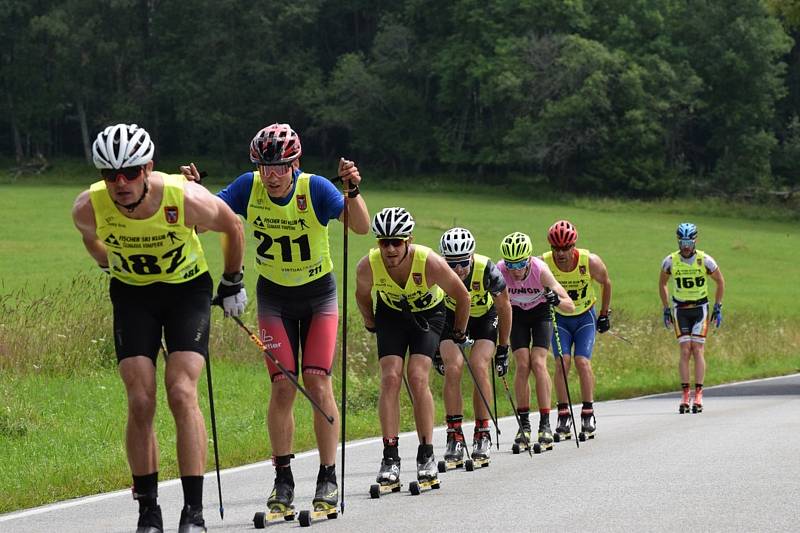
[
  {"x1": 554, "y1": 354, "x2": 572, "y2": 404},
  {"x1": 530, "y1": 346, "x2": 552, "y2": 412},
  {"x1": 513, "y1": 347, "x2": 532, "y2": 408},
  {"x1": 691, "y1": 341, "x2": 706, "y2": 385},
  {"x1": 379, "y1": 355, "x2": 405, "y2": 438},
  {"x1": 571, "y1": 314, "x2": 597, "y2": 404},
  {"x1": 120, "y1": 356, "x2": 159, "y2": 475},
  {"x1": 469, "y1": 339, "x2": 494, "y2": 420},
  {"x1": 678, "y1": 339, "x2": 692, "y2": 383},
  {"x1": 574, "y1": 356, "x2": 594, "y2": 403},
  {"x1": 407, "y1": 353, "x2": 435, "y2": 444},
  {"x1": 440, "y1": 340, "x2": 464, "y2": 417},
  {"x1": 552, "y1": 315, "x2": 574, "y2": 405},
  {"x1": 165, "y1": 351, "x2": 207, "y2": 476}
]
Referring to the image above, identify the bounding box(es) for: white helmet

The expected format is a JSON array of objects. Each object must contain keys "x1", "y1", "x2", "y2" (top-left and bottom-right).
[
  {"x1": 92, "y1": 123, "x2": 154, "y2": 169},
  {"x1": 439, "y1": 227, "x2": 475, "y2": 258},
  {"x1": 371, "y1": 207, "x2": 415, "y2": 238}
]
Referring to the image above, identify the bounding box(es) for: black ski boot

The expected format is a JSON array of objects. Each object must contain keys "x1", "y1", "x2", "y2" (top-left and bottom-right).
[
  {"x1": 443, "y1": 428, "x2": 466, "y2": 463},
  {"x1": 267, "y1": 469, "x2": 295, "y2": 512},
  {"x1": 376, "y1": 456, "x2": 401, "y2": 485},
  {"x1": 136, "y1": 505, "x2": 163, "y2": 533},
  {"x1": 313, "y1": 465, "x2": 338, "y2": 510},
  {"x1": 417, "y1": 450, "x2": 438, "y2": 483},
  {"x1": 177, "y1": 504, "x2": 206, "y2": 533},
  {"x1": 554, "y1": 409, "x2": 572, "y2": 441},
  {"x1": 471, "y1": 429, "x2": 491, "y2": 460},
  {"x1": 514, "y1": 418, "x2": 532, "y2": 445},
  {"x1": 579, "y1": 410, "x2": 596, "y2": 441}
]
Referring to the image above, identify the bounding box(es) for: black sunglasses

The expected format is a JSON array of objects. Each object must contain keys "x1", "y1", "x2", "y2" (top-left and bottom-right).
[
  {"x1": 378, "y1": 238, "x2": 407, "y2": 248},
  {"x1": 101, "y1": 166, "x2": 143, "y2": 183},
  {"x1": 446, "y1": 259, "x2": 471, "y2": 268}
]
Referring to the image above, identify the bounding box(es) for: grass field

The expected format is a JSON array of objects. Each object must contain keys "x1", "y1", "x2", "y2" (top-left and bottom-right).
[{"x1": 1, "y1": 174, "x2": 798, "y2": 513}]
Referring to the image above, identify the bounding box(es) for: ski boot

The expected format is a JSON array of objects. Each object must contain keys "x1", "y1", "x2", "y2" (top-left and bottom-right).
[
  {"x1": 370, "y1": 457, "x2": 401, "y2": 498},
  {"x1": 409, "y1": 453, "x2": 440, "y2": 495},
  {"x1": 177, "y1": 505, "x2": 206, "y2": 533},
  {"x1": 535, "y1": 423, "x2": 554, "y2": 454},
  {"x1": 136, "y1": 504, "x2": 163, "y2": 533},
  {"x1": 298, "y1": 466, "x2": 339, "y2": 526},
  {"x1": 254, "y1": 473, "x2": 296, "y2": 527},
  {"x1": 692, "y1": 389, "x2": 703, "y2": 413},
  {"x1": 512, "y1": 419, "x2": 532, "y2": 454},
  {"x1": 468, "y1": 429, "x2": 491, "y2": 470},
  {"x1": 679, "y1": 388, "x2": 690, "y2": 414},
  {"x1": 437, "y1": 428, "x2": 466, "y2": 472},
  {"x1": 579, "y1": 411, "x2": 596, "y2": 441},
  {"x1": 553, "y1": 410, "x2": 572, "y2": 442}
]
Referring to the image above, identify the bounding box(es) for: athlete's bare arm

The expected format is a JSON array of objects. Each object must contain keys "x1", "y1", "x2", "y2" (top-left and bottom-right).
[
  {"x1": 183, "y1": 181, "x2": 245, "y2": 274},
  {"x1": 658, "y1": 270, "x2": 671, "y2": 308},
  {"x1": 426, "y1": 253, "x2": 470, "y2": 332},
  {"x1": 355, "y1": 255, "x2": 376, "y2": 328},
  {"x1": 589, "y1": 253, "x2": 612, "y2": 315},
  {"x1": 709, "y1": 267, "x2": 725, "y2": 305},
  {"x1": 71, "y1": 190, "x2": 108, "y2": 267},
  {"x1": 539, "y1": 265, "x2": 576, "y2": 314},
  {"x1": 494, "y1": 288, "x2": 512, "y2": 346},
  {"x1": 337, "y1": 158, "x2": 370, "y2": 234}
]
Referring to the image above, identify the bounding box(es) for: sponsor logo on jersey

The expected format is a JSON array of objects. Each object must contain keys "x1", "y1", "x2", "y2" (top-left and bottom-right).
[
  {"x1": 164, "y1": 206, "x2": 179, "y2": 224},
  {"x1": 579, "y1": 265, "x2": 586, "y2": 275},
  {"x1": 413, "y1": 273, "x2": 422, "y2": 285},
  {"x1": 472, "y1": 281, "x2": 481, "y2": 291}
]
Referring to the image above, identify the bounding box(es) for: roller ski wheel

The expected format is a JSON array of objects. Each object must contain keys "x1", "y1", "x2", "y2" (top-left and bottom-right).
[
  {"x1": 578, "y1": 430, "x2": 595, "y2": 442},
  {"x1": 408, "y1": 478, "x2": 440, "y2": 495},
  {"x1": 369, "y1": 480, "x2": 401, "y2": 499},
  {"x1": 465, "y1": 459, "x2": 474, "y2": 471},
  {"x1": 298, "y1": 502, "x2": 337, "y2": 527},
  {"x1": 437, "y1": 458, "x2": 464, "y2": 472},
  {"x1": 511, "y1": 443, "x2": 520, "y2": 454},
  {"x1": 253, "y1": 504, "x2": 296, "y2": 528}
]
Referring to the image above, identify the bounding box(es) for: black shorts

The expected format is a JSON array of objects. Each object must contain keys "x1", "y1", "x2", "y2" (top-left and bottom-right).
[
  {"x1": 441, "y1": 307, "x2": 498, "y2": 343},
  {"x1": 109, "y1": 272, "x2": 212, "y2": 364},
  {"x1": 510, "y1": 304, "x2": 553, "y2": 351},
  {"x1": 375, "y1": 298, "x2": 446, "y2": 359}
]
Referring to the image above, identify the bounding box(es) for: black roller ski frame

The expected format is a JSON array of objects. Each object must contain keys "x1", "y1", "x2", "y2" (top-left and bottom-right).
[
  {"x1": 298, "y1": 502, "x2": 338, "y2": 527},
  {"x1": 512, "y1": 440, "x2": 549, "y2": 455},
  {"x1": 253, "y1": 504, "x2": 296, "y2": 528},
  {"x1": 408, "y1": 478, "x2": 441, "y2": 495},
  {"x1": 553, "y1": 429, "x2": 573, "y2": 443},
  {"x1": 369, "y1": 480, "x2": 402, "y2": 499}
]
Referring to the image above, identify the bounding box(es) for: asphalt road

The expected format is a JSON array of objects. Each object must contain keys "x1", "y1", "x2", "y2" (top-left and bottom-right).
[{"x1": 2, "y1": 374, "x2": 798, "y2": 532}]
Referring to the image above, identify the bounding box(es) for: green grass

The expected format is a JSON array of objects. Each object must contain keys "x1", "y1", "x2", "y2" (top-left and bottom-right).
[{"x1": 1, "y1": 170, "x2": 799, "y2": 513}]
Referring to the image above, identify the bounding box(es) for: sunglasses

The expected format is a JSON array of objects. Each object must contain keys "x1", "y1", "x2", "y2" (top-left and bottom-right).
[
  {"x1": 101, "y1": 166, "x2": 143, "y2": 183},
  {"x1": 378, "y1": 238, "x2": 407, "y2": 248},
  {"x1": 446, "y1": 259, "x2": 471, "y2": 268},
  {"x1": 551, "y1": 245, "x2": 573, "y2": 253},
  {"x1": 679, "y1": 239, "x2": 695, "y2": 247},
  {"x1": 258, "y1": 163, "x2": 293, "y2": 176},
  {"x1": 505, "y1": 258, "x2": 528, "y2": 270}
]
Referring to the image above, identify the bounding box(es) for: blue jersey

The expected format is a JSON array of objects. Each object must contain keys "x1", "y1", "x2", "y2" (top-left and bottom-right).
[{"x1": 218, "y1": 168, "x2": 344, "y2": 226}]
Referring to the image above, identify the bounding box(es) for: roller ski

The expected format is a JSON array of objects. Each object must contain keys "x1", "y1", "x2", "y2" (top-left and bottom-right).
[
  {"x1": 370, "y1": 457, "x2": 402, "y2": 499},
  {"x1": 553, "y1": 410, "x2": 572, "y2": 442},
  {"x1": 691, "y1": 389, "x2": 703, "y2": 414},
  {"x1": 253, "y1": 476, "x2": 295, "y2": 528},
  {"x1": 679, "y1": 388, "x2": 691, "y2": 414},
  {"x1": 437, "y1": 429, "x2": 466, "y2": 473},
  {"x1": 534, "y1": 423, "x2": 554, "y2": 454},
  {"x1": 511, "y1": 420, "x2": 533, "y2": 455},
  {"x1": 298, "y1": 466, "x2": 338, "y2": 527},
  {"x1": 466, "y1": 430, "x2": 491, "y2": 471},
  {"x1": 578, "y1": 411, "x2": 596, "y2": 442},
  {"x1": 409, "y1": 453, "x2": 441, "y2": 495},
  {"x1": 177, "y1": 505, "x2": 206, "y2": 533}
]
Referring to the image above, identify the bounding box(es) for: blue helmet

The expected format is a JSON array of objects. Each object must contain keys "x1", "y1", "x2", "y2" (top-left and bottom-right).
[{"x1": 676, "y1": 223, "x2": 697, "y2": 240}]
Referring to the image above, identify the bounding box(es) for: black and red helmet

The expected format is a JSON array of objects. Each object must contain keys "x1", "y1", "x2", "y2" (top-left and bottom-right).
[
  {"x1": 249, "y1": 123, "x2": 302, "y2": 164},
  {"x1": 547, "y1": 220, "x2": 578, "y2": 248}
]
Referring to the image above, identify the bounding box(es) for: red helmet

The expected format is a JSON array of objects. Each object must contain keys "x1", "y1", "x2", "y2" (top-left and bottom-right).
[
  {"x1": 249, "y1": 123, "x2": 302, "y2": 164},
  {"x1": 547, "y1": 220, "x2": 578, "y2": 247}
]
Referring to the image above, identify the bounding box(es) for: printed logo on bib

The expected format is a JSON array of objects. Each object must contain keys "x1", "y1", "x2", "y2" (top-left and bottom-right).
[
  {"x1": 164, "y1": 206, "x2": 179, "y2": 224},
  {"x1": 296, "y1": 194, "x2": 307, "y2": 212},
  {"x1": 105, "y1": 234, "x2": 120, "y2": 247},
  {"x1": 472, "y1": 281, "x2": 481, "y2": 291},
  {"x1": 413, "y1": 273, "x2": 422, "y2": 285},
  {"x1": 579, "y1": 265, "x2": 586, "y2": 275}
]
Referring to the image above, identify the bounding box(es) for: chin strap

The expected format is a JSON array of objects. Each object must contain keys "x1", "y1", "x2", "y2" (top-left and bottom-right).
[{"x1": 115, "y1": 179, "x2": 149, "y2": 213}]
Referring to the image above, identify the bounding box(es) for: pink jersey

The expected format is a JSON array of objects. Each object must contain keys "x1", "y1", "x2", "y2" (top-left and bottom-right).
[{"x1": 498, "y1": 257, "x2": 547, "y2": 310}]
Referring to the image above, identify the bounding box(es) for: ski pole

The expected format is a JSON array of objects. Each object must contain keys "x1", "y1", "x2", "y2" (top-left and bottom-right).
[
  {"x1": 162, "y1": 340, "x2": 224, "y2": 519},
  {"x1": 340, "y1": 168, "x2": 350, "y2": 515},
  {"x1": 498, "y1": 375, "x2": 532, "y2": 458},
  {"x1": 491, "y1": 359, "x2": 499, "y2": 450},
  {"x1": 607, "y1": 330, "x2": 632, "y2": 345},
  {"x1": 550, "y1": 305, "x2": 579, "y2": 449},
  {"x1": 456, "y1": 343, "x2": 501, "y2": 436},
  {"x1": 225, "y1": 312, "x2": 335, "y2": 424}
]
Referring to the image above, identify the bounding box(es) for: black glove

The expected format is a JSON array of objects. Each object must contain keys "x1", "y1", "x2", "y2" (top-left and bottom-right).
[
  {"x1": 215, "y1": 270, "x2": 247, "y2": 317},
  {"x1": 597, "y1": 313, "x2": 610, "y2": 333},
  {"x1": 433, "y1": 350, "x2": 445, "y2": 376},
  {"x1": 451, "y1": 328, "x2": 472, "y2": 350},
  {"x1": 494, "y1": 345, "x2": 509, "y2": 377},
  {"x1": 663, "y1": 306, "x2": 673, "y2": 329},
  {"x1": 711, "y1": 303, "x2": 722, "y2": 328},
  {"x1": 545, "y1": 288, "x2": 560, "y2": 307}
]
